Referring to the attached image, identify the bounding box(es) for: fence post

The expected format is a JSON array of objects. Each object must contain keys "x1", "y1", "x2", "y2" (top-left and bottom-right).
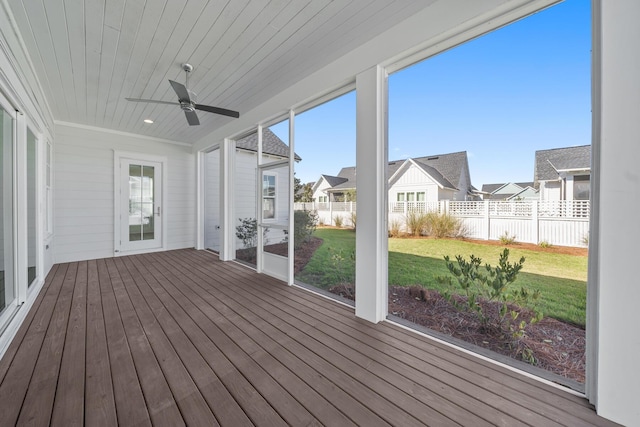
[
  {"x1": 532, "y1": 200, "x2": 539, "y2": 244},
  {"x1": 484, "y1": 201, "x2": 490, "y2": 240},
  {"x1": 329, "y1": 200, "x2": 333, "y2": 225}
]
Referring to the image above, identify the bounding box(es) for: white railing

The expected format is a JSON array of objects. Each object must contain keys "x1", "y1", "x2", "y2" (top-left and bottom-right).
[{"x1": 293, "y1": 199, "x2": 591, "y2": 247}]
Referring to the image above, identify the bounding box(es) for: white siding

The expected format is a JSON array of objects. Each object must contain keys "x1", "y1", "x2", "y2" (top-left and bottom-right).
[
  {"x1": 390, "y1": 163, "x2": 439, "y2": 202},
  {"x1": 540, "y1": 181, "x2": 561, "y2": 201},
  {"x1": 233, "y1": 149, "x2": 288, "y2": 249},
  {"x1": 312, "y1": 177, "x2": 332, "y2": 202},
  {"x1": 54, "y1": 123, "x2": 196, "y2": 263}
]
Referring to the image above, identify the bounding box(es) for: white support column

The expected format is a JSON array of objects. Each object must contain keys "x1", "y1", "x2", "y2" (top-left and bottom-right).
[
  {"x1": 288, "y1": 110, "x2": 295, "y2": 285},
  {"x1": 355, "y1": 65, "x2": 388, "y2": 323},
  {"x1": 219, "y1": 138, "x2": 235, "y2": 261},
  {"x1": 15, "y1": 112, "x2": 27, "y2": 303},
  {"x1": 195, "y1": 151, "x2": 204, "y2": 250},
  {"x1": 588, "y1": 1, "x2": 640, "y2": 425}
]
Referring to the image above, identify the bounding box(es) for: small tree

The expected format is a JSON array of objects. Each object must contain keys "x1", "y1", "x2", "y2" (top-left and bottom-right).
[{"x1": 293, "y1": 210, "x2": 318, "y2": 249}]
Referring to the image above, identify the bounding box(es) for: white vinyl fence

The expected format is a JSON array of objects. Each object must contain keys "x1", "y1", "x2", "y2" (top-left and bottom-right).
[{"x1": 294, "y1": 200, "x2": 590, "y2": 248}]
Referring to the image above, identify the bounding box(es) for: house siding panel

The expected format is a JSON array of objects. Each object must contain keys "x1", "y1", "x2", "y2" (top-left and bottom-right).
[{"x1": 54, "y1": 124, "x2": 196, "y2": 263}]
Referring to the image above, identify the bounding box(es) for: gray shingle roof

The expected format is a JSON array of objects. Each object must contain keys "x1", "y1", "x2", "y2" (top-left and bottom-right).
[
  {"x1": 534, "y1": 145, "x2": 590, "y2": 183},
  {"x1": 482, "y1": 182, "x2": 534, "y2": 194},
  {"x1": 407, "y1": 151, "x2": 469, "y2": 189},
  {"x1": 321, "y1": 174, "x2": 349, "y2": 187},
  {"x1": 321, "y1": 151, "x2": 469, "y2": 192},
  {"x1": 236, "y1": 128, "x2": 301, "y2": 161}
]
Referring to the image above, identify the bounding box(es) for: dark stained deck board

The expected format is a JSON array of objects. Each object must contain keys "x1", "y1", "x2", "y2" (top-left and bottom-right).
[
  {"x1": 51, "y1": 260, "x2": 88, "y2": 426},
  {"x1": 133, "y1": 254, "x2": 322, "y2": 427},
  {"x1": 0, "y1": 263, "x2": 66, "y2": 424},
  {"x1": 96, "y1": 258, "x2": 152, "y2": 427},
  {"x1": 119, "y1": 255, "x2": 256, "y2": 427},
  {"x1": 103, "y1": 258, "x2": 186, "y2": 427},
  {"x1": 0, "y1": 264, "x2": 59, "y2": 384},
  {"x1": 0, "y1": 249, "x2": 619, "y2": 427},
  {"x1": 155, "y1": 251, "x2": 492, "y2": 426},
  {"x1": 141, "y1": 252, "x2": 403, "y2": 426},
  {"x1": 17, "y1": 262, "x2": 78, "y2": 426},
  {"x1": 84, "y1": 259, "x2": 118, "y2": 426}
]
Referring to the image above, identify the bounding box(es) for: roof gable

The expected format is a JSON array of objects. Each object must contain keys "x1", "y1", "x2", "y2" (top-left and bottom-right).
[
  {"x1": 535, "y1": 145, "x2": 591, "y2": 183},
  {"x1": 235, "y1": 129, "x2": 301, "y2": 161}
]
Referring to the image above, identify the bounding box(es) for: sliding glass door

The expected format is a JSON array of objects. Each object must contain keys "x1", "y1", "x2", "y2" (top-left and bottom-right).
[{"x1": 0, "y1": 102, "x2": 15, "y2": 324}]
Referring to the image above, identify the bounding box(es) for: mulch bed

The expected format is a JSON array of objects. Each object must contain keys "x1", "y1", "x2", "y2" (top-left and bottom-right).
[{"x1": 235, "y1": 237, "x2": 323, "y2": 274}]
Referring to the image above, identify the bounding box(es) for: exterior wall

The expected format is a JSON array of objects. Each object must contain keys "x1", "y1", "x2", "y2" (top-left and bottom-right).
[
  {"x1": 539, "y1": 180, "x2": 561, "y2": 201},
  {"x1": 390, "y1": 163, "x2": 439, "y2": 203},
  {"x1": 312, "y1": 178, "x2": 331, "y2": 202},
  {"x1": 54, "y1": 123, "x2": 196, "y2": 263},
  {"x1": 233, "y1": 150, "x2": 288, "y2": 250}
]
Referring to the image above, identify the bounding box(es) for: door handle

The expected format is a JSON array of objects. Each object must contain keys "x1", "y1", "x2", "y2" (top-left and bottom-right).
[{"x1": 156, "y1": 206, "x2": 161, "y2": 216}]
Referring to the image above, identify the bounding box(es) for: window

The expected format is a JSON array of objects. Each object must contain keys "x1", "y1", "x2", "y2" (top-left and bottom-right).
[
  {"x1": 397, "y1": 192, "x2": 405, "y2": 202},
  {"x1": 318, "y1": 195, "x2": 328, "y2": 203},
  {"x1": 417, "y1": 192, "x2": 425, "y2": 201},
  {"x1": 406, "y1": 192, "x2": 415, "y2": 202},
  {"x1": 263, "y1": 173, "x2": 276, "y2": 219}
]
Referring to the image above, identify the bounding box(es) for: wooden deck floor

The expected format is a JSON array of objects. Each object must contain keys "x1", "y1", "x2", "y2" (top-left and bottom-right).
[{"x1": 0, "y1": 249, "x2": 616, "y2": 426}]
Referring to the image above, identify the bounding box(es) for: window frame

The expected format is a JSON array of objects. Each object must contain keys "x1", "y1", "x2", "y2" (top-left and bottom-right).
[{"x1": 262, "y1": 172, "x2": 277, "y2": 220}]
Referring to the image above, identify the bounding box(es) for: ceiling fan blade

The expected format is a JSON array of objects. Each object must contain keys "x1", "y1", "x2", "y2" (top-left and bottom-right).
[
  {"x1": 125, "y1": 98, "x2": 178, "y2": 106},
  {"x1": 184, "y1": 110, "x2": 200, "y2": 126},
  {"x1": 195, "y1": 103, "x2": 240, "y2": 118},
  {"x1": 169, "y1": 80, "x2": 191, "y2": 102}
]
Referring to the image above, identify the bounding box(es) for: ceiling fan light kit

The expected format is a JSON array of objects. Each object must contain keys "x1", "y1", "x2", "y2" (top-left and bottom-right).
[{"x1": 125, "y1": 63, "x2": 240, "y2": 126}]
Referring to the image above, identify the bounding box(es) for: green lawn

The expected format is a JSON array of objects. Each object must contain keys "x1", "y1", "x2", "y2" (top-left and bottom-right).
[{"x1": 296, "y1": 228, "x2": 587, "y2": 326}]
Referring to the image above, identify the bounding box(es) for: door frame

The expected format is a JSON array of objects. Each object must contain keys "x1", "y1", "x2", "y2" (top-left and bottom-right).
[{"x1": 114, "y1": 151, "x2": 168, "y2": 256}]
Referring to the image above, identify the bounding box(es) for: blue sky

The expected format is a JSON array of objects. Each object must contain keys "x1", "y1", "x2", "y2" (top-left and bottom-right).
[{"x1": 272, "y1": 0, "x2": 590, "y2": 187}]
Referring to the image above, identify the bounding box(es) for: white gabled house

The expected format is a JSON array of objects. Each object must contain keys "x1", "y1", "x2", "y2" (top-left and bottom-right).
[
  {"x1": 313, "y1": 151, "x2": 477, "y2": 205},
  {"x1": 0, "y1": 1, "x2": 638, "y2": 424}
]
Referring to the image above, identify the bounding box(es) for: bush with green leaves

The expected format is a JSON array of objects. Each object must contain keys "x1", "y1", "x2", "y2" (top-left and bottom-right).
[
  {"x1": 293, "y1": 209, "x2": 318, "y2": 249},
  {"x1": 236, "y1": 218, "x2": 269, "y2": 257},
  {"x1": 437, "y1": 248, "x2": 543, "y2": 352},
  {"x1": 349, "y1": 212, "x2": 357, "y2": 230},
  {"x1": 424, "y1": 212, "x2": 467, "y2": 238},
  {"x1": 333, "y1": 215, "x2": 344, "y2": 228}
]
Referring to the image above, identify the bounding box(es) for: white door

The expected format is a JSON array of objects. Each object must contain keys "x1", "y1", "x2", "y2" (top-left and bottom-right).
[{"x1": 119, "y1": 158, "x2": 163, "y2": 253}]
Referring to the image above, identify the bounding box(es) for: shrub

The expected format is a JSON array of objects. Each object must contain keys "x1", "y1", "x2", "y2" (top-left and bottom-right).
[
  {"x1": 334, "y1": 215, "x2": 344, "y2": 228},
  {"x1": 438, "y1": 248, "x2": 542, "y2": 358},
  {"x1": 389, "y1": 219, "x2": 403, "y2": 238},
  {"x1": 498, "y1": 231, "x2": 516, "y2": 245},
  {"x1": 235, "y1": 218, "x2": 269, "y2": 258},
  {"x1": 349, "y1": 212, "x2": 357, "y2": 230},
  {"x1": 318, "y1": 217, "x2": 325, "y2": 226},
  {"x1": 293, "y1": 210, "x2": 318, "y2": 249},
  {"x1": 424, "y1": 212, "x2": 467, "y2": 238},
  {"x1": 582, "y1": 233, "x2": 589, "y2": 246},
  {"x1": 405, "y1": 211, "x2": 428, "y2": 236},
  {"x1": 538, "y1": 240, "x2": 552, "y2": 248}
]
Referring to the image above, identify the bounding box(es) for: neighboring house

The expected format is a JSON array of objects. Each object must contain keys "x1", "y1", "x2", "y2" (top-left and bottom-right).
[
  {"x1": 204, "y1": 129, "x2": 298, "y2": 252},
  {"x1": 534, "y1": 145, "x2": 591, "y2": 201},
  {"x1": 313, "y1": 151, "x2": 477, "y2": 203},
  {"x1": 481, "y1": 182, "x2": 537, "y2": 200}
]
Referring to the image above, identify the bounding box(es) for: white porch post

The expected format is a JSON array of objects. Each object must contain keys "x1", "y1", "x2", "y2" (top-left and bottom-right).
[
  {"x1": 588, "y1": 1, "x2": 640, "y2": 425},
  {"x1": 355, "y1": 65, "x2": 388, "y2": 323},
  {"x1": 219, "y1": 138, "x2": 236, "y2": 261}
]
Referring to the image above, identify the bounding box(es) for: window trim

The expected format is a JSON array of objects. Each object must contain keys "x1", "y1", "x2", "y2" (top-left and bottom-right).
[{"x1": 262, "y1": 172, "x2": 277, "y2": 221}]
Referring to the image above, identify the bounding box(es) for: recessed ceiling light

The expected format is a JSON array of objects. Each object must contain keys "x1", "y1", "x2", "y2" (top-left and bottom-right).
[{"x1": 143, "y1": 119, "x2": 154, "y2": 124}]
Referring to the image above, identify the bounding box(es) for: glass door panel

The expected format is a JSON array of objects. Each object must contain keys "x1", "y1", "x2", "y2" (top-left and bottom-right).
[
  {"x1": 27, "y1": 128, "x2": 37, "y2": 287},
  {"x1": 119, "y1": 158, "x2": 162, "y2": 253},
  {"x1": 0, "y1": 106, "x2": 15, "y2": 316}
]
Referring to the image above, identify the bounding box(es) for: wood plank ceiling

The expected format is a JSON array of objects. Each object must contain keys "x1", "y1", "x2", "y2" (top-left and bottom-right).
[{"x1": 6, "y1": 0, "x2": 433, "y2": 144}]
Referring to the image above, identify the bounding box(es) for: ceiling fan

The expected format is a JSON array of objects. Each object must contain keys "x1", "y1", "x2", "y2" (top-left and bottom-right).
[{"x1": 125, "y1": 63, "x2": 240, "y2": 126}]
